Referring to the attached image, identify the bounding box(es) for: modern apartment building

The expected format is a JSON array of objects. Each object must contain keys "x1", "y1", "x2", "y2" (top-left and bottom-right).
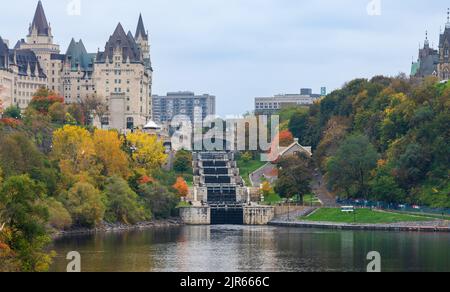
[{"x1": 152, "y1": 91, "x2": 216, "y2": 124}]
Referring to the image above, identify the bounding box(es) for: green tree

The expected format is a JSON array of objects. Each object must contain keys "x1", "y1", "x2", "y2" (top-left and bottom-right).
[
  {"x1": 0, "y1": 175, "x2": 54, "y2": 272},
  {"x1": 2, "y1": 105, "x2": 21, "y2": 119},
  {"x1": 327, "y1": 134, "x2": 378, "y2": 198},
  {"x1": 104, "y1": 177, "x2": 147, "y2": 224},
  {"x1": 274, "y1": 154, "x2": 312, "y2": 204},
  {"x1": 173, "y1": 150, "x2": 192, "y2": 173},
  {"x1": 0, "y1": 132, "x2": 45, "y2": 178},
  {"x1": 138, "y1": 183, "x2": 178, "y2": 219},
  {"x1": 369, "y1": 167, "x2": 405, "y2": 203},
  {"x1": 64, "y1": 182, "x2": 105, "y2": 228}
]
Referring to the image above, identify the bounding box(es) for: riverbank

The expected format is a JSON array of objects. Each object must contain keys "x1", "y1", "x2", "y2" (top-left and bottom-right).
[
  {"x1": 52, "y1": 218, "x2": 183, "y2": 239},
  {"x1": 268, "y1": 220, "x2": 450, "y2": 232}
]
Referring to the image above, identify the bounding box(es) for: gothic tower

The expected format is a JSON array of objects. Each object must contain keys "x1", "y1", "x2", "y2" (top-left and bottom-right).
[
  {"x1": 19, "y1": 1, "x2": 62, "y2": 93},
  {"x1": 438, "y1": 9, "x2": 450, "y2": 80},
  {"x1": 135, "y1": 14, "x2": 153, "y2": 119}
]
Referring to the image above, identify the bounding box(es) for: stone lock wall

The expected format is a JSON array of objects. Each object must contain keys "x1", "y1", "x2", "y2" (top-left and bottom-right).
[
  {"x1": 243, "y1": 206, "x2": 275, "y2": 225},
  {"x1": 179, "y1": 207, "x2": 211, "y2": 225}
]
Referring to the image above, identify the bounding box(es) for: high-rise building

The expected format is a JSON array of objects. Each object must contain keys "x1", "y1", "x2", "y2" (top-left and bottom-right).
[
  {"x1": 0, "y1": 1, "x2": 153, "y2": 131},
  {"x1": 152, "y1": 92, "x2": 216, "y2": 124}
]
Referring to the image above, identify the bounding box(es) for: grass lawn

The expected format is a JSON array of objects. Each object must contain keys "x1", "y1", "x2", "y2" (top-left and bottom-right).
[
  {"x1": 301, "y1": 208, "x2": 435, "y2": 224},
  {"x1": 295, "y1": 194, "x2": 321, "y2": 205},
  {"x1": 263, "y1": 193, "x2": 282, "y2": 205},
  {"x1": 176, "y1": 201, "x2": 191, "y2": 208},
  {"x1": 237, "y1": 158, "x2": 266, "y2": 186}
]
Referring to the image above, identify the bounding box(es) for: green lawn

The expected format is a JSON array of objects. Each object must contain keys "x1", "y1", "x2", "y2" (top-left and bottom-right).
[
  {"x1": 301, "y1": 208, "x2": 435, "y2": 224},
  {"x1": 237, "y1": 158, "x2": 266, "y2": 186},
  {"x1": 263, "y1": 193, "x2": 282, "y2": 205}
]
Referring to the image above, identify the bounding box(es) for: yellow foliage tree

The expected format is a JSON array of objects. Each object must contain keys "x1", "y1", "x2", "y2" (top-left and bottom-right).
[
  {"x1": 93, "y1": 130, "x2": 130, "y2": 179},
  {"x1": 261, "y1": 181, "x2": 272, "y2": 197},
  {"x1": 126, "y1": 131, "x2": 167, "y2": 173},
  {"x1": 52, "y1": 125, "x2": 99, "y2": 185}
]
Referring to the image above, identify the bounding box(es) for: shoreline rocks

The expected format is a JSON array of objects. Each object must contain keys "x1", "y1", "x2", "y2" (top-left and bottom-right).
[{"x1": 52, "y1": 218, "x2": 183, "y2": 239}]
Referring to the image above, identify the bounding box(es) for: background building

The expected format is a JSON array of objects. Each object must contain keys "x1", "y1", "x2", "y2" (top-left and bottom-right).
[
  {"x1": 152, "y1": 91, "x2": 216, "y2": 124},
  {"x1": 254, "y1": 88, "x2": 323, "y2": 115},
  {"x1": 411, "y1": 9, "x2": 450, "y2": 80},
  {"x1": 0, "y1": 1, "x2": 153, "y2": 131}
]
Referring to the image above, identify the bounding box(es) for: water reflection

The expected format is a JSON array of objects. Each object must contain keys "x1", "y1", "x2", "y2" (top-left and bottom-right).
[{"x1": 50, "y1": 226, "x2": 450, "y2": 272}]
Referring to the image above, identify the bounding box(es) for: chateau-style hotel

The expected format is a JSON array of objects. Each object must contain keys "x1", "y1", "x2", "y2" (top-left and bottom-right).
[{"x1": 0, "y1": 1, "x2": 153, "y2": 130}]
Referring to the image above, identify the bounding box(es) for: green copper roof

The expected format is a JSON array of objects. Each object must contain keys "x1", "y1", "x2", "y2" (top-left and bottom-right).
[
  {"x1": 65, "y1": 38, "x2": 94, "y2": 72},
  {"x1": 411, "y1": 61, "x2": 420, "y2": 76}
]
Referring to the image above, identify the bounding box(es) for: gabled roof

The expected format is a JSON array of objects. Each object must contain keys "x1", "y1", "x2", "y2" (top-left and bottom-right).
[
  {"x1": 278, "y1": 141, "x2": 312, "y2": 158},
  {"x1": 14, "y1": 39, "x2": 25, "y2": 49},
  {"x1": 135, "y1": 14, "x2": 148, "y2": 41},
  {"x1": 9, "y1": 49, "x2": 46, "y2": 78},
  {"x1": 29, "y1": 1, "x2": 50, "y2": 36},
  {"x1": 65, "y1": 38, "x2": 94, "y2": 71},
  {"x1": 0, "y1": 37, "x2": 9, "y2": 69},
  {"x1": 97, "y1": 23, "x2": 142, "y2": 63}
]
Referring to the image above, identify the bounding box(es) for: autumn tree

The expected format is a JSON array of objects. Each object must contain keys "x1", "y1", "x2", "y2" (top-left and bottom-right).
[
  {"x1": 52, "y1": 125, "x2": 99, "y2": 185},
  {"x1": 173, "y1": 177, "x2": 189, "y2": 198},
  {"x1": 93, "y1": 129, "x2": 130, "y2": 179},
  {"x1": 278, "y1": 130, "x2": 295, "y2": 147},
  {"x1": 126, "y1": 131, "x2": 168, "y2": 173},
  {"x1": 29, "y1": 87, "x2": 64, "y2": 114}
]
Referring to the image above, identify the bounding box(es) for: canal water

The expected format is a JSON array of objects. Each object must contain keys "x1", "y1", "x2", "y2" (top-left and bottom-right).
[{"x1": 50, "y1": 225, "x2": 450, "y2": 272}]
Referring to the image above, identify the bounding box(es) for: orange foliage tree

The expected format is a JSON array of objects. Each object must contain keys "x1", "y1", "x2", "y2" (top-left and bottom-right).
[
  {"x1": 278, "y1": 130, "x2": 295, "y2": 147},
  {"x1": 29, "y1": 87, "x2": 64, "y2": 114},
  {"x1": 173, "y1": 177, "x2": 189, "y2": 198}
]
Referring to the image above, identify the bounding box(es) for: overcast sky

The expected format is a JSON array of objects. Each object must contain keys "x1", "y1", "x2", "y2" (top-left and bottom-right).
[{"x1": 1, "y1": 0, "x2": 449, "y2": 115}]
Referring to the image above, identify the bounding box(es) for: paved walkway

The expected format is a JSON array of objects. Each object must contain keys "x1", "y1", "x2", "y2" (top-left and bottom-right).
[
  {"x1": 269, "y1": 220, "x2": 450, "y2": 232},
  {"x1": 274, "y1": 207, "x2": 317, "y2": 222},
  {"x1": 249, "y1": 163, "x2": 277, "y2": 187},
  {"x1": 311, "y1": 171, "x2": 338, "y2": 207}
]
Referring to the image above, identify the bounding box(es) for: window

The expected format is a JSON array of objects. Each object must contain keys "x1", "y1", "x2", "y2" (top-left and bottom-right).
[
  {"x1": 101, "y1": 117, "x2": 109, "y2": 126},
  {"x1": 126, "y1": 117, "x2": 134, "y2": 129}
]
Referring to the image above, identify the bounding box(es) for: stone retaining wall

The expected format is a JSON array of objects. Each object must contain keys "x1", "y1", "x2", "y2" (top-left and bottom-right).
[{"x1": 179, "y1": 207, "x2": 211, "y2": 225}]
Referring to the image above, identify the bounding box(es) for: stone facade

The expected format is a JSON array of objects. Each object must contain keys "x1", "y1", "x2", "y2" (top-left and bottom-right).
[
  {"x1": 0, "y1": 1, "x2": 153, "y2": 130},
  {"x1": 179, "y1": 207, "x2": 211, "y2": 225},
  {"x1": 255, "y1": 89, "x2": 322, "y2": 115},
  {"x1": 411, "y1": 10, "x2": 450, "y2": 80}
]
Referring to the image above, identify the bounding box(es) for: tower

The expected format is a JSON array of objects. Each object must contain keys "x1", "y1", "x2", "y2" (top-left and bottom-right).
[
  {"x1": 135, "y1": 14, "x2": 153, "y2": 119},
  {"x1": 438, "y1": 8, "x2": 450, "y2": 80},
  {"x1": 412, "y1": 31, "x2": 439, "y2": 78},
  {"x1": 20, "y1": 1, "x2": 62, "y2": 93}
]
